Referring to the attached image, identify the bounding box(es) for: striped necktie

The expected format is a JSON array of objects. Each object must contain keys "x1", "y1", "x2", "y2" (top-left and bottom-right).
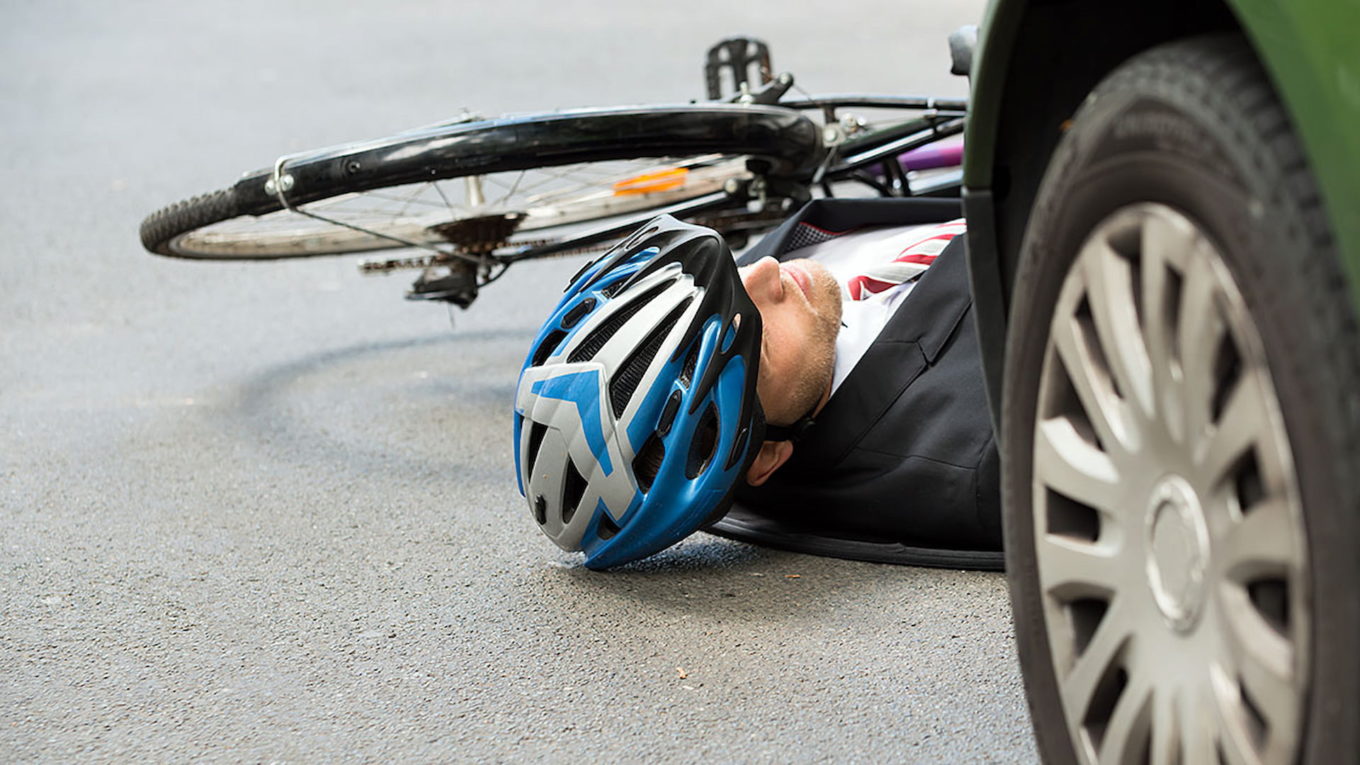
[{"x1": 846, "y1": 218, "x2": 966, "y2": 301}]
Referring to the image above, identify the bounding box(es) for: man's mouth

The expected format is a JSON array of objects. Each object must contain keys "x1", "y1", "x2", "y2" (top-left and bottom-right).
[{"x1": 782, "y1": 262, "x2": 813, "y2": 300}]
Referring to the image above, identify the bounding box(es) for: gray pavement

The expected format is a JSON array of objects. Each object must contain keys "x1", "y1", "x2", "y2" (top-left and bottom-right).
[{"x1": 1, "y1": 1, "x2": 1037, "y2": 760}]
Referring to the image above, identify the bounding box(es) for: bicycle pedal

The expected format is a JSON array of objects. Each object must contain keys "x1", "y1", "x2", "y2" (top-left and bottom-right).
[{"x1": 705, "y1": 37, "x2": 773, "y2": 101}]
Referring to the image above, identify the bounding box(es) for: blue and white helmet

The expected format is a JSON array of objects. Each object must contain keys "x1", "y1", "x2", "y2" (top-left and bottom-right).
[{"x1": 513, "y1": 215, "x2": 766, "y2": 569}]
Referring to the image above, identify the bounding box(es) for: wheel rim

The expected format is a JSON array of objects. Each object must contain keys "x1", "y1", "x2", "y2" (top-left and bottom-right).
[
  {"x1": 166, "y1": 155, "x2": 749, "y2": 258},
  {"x1": 1031, "y1": 203, "x2": 1310, "y2": 764}
]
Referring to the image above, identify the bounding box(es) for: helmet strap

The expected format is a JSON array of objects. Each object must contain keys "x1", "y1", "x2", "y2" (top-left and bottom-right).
[{"x1": 761, "y1": 404, "x2": 817, "y2": 443}]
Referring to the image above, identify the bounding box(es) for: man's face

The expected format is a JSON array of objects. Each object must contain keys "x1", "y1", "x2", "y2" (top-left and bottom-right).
[{"x1": 738, "y1": 256, "x2": 843, "y2": 425}]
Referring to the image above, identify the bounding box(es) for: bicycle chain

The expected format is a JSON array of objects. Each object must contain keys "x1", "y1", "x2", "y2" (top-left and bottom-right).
[
  {"x1": 694, "y1": 206, "x2": 790, "y2": 233},
  {"x1": 358, "y1": 238, "x2": 560, "y2": 274}
]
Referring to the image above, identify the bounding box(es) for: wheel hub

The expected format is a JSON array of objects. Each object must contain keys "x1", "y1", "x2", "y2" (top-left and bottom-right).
[{"x1": 1144, "y1": 475, "x2": 1209, "y2": 632}]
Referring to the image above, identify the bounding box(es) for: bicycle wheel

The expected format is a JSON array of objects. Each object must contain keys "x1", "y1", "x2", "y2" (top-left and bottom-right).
[{"x1": 140, "y1": 105, "x2": 820, "y2": 260}]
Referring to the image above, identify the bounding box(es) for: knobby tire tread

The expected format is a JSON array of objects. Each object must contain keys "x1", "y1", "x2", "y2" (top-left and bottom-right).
[{"x1": 140, "y1": 188, "x2": 241, "y2": 258}]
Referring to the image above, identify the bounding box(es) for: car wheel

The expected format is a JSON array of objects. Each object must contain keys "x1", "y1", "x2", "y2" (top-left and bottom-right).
[{"x1": 1002, "y1": 35, "x2": 1360, "y2": 764}]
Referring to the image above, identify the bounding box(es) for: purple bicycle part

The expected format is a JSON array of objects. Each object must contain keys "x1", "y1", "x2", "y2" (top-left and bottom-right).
[{"x1": 898, "y1": 139, "x2": 963, "y2": 171}]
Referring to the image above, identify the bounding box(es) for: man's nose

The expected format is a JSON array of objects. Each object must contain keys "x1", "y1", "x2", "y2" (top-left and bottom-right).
[{"x1": 739, "y1": 257, "x2": 782, "y2": 302}]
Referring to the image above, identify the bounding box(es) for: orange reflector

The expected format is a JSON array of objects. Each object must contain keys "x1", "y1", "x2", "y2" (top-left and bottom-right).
[{"x1": 613, "y1": 167, "x2": 688, "y2": 195}]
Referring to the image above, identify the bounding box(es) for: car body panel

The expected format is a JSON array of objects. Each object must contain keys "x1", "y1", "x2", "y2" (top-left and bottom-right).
[
  {"x1": 1230, "y1": 0, "x2": 1360, "y2": 305},
  {"x1": 959, "y1": 0, "x2": 1023, "y2": 194}
]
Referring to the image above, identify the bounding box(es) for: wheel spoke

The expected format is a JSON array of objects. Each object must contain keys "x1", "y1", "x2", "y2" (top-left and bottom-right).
[
  {"x1": 1140, "y1": 204, "x2": 1196, "y2": 270},
  {"x1": 1216, "y1": 723, "x2": 1255, "y2": 765},
  {"x1": 1139, "y1": 248, "x2": 1176, "y2": 382},
  {"x1": 518, "y1": 170, "x2": 594, "y2": 200},
  {"x1": 1035, "y1": 418, "x2": 1122, "y2": 512},
  {"x1": 1238, "y1": 659, "x2": 1298, "y2": 765},
  {"x1": 494, "y1": 170, "x2": 528, "y2": 206},
  {"x1": 1139, "y1": 211, "x2": 1197, "y2": 444},
  {"x1": 1082, "y1": 234, "x2": 1154, "y2": 416},
  {"x1": 1096, "y1": 674, "x2": 1153, "y2": 765},
  {"x1": 1197, "y1": 372, "x2": 1265, "y2": 487},
  {"x1": 1038, "y1": 534, "x2": 1124, "y2": 600},
  {"x1": 1147, "y1": 688, "x2": 1179, "y2": 765},
  {"x1": 1209, "y1": 657, "x2": 1287, "y2": 765},
  {"x1": 1051, "y1": 290, "x2": 1135, "y2": 456},
  {"x1": 1223, "y1": 572, "x2": 1297, "y2": 712},
  {"x1": 432, "y1": 180, "x2": 459, "y2": 217},
  {"x1": 524, "y1": 164, "x2": 654, "y2": 204},
  {"x1": 1177, "y1": 247, "x2": 1227, "y2": 439},
  {"x1": 1220, "y1": 587, "x2": 1293, "y2": 697},
  {"x1": 1061, "y1": 599, "x2": 1131, "y2": 718},
  {"x1": 1219, "y1": 498, "x2": 1295, "y2": 577},
  {"x1": 1180, "y1": 687, "x2": 1218, "y2": 765},
  {"x1": 344, "y1": 191, "x2": 451, "y2": 210},
  {"x1": 307, "y1": 205, "x2": 449, "y2": 219}
]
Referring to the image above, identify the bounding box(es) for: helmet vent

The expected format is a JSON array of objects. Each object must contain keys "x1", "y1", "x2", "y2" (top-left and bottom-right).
[
  {"x1": 533, "y1": 495, "x2": 547, "y2": 526},
  {"x1": 632, "y1": 434, "x2": 666, "y2": 493},
  {"x1": 678, "y1": 341, "x2": 700, "y2": 389},
  {"x1": 656, "y1": 390, "x2": 683, "y2": 437},
  {"x1": 526, "y1": 421, "x2": 548, "y2": 477},
  {"x1": 561, "y1": 459, "x2": 587, "y2": 526},
  {"x1": 609, "y1": 297, "x2": 692, "y2": 418},
  {"x1": 597, "y1": 511, "x2": 621, "y2": 541},
  {"x1": 561, "y1": 297, "x2": 596, "y2": 329},
  {"x1": 531, "y1": 330, "x2": 567, "y2": 368},
  {"x1": 599, "y1": 276, "x2": 630, "y2": 299},
  {"x1": 568, "y1": 280, "x2": 670, "y2": 363},
  {"x1": 725, "y1": 423, "x2": 751, "y2": 470},
  {"x1": 685, "y1": 402, "x2": 720, "y2": 479}
]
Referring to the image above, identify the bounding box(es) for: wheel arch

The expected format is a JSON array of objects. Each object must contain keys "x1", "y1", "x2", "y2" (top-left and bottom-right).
[{"x1": 961, "y1": 0, "x2": 1360, "y2": 432}]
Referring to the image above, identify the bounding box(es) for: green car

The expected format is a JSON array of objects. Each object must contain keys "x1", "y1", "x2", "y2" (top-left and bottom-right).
[{"x1": 960, "y1": 1, "x2": 1360, "y2": 763}]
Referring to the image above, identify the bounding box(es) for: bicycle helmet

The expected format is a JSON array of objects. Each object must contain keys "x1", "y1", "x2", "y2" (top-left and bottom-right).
[{"x1": 513, "y1": 215, "x2": 767, "y2": 569}]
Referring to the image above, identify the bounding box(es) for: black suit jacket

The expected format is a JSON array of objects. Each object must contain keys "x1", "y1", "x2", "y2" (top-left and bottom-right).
[{"x1": 706, "y1": 198, "x2": 1004, "y2": 570}]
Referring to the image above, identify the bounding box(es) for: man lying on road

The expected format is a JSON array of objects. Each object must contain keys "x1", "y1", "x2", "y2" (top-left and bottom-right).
[{"x1": 513, "y1": 198, "x2": 1001, "y2": 569}]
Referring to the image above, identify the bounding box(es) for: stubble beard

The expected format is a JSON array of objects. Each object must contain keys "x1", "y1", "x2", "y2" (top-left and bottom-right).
[{"x1": 786, "y1": 261, "x2": 843, "y2": 422}]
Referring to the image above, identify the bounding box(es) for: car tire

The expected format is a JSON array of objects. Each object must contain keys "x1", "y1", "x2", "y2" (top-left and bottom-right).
[{"x1": 1002, "y1": 34, "x2": 1360, "y2": 765}]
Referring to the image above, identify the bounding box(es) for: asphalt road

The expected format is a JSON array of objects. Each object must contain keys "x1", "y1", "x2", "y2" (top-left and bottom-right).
[{"x1": 1, "y1": 1, "x2": 1037, "y2": 760}]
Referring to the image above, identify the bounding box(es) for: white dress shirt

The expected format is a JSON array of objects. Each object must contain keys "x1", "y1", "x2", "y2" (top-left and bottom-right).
[{"x1": 786, "y1": 222, "x2": 956, "y2": 393}]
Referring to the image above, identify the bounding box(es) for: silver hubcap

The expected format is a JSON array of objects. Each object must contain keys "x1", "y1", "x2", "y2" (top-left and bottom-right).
[
  {"x1": 1145, "y1": 473, "x2": 1210, "y2": 633},
  {"x1": 1032, "y1": 204, "x2": 1309, "y2": 765}
]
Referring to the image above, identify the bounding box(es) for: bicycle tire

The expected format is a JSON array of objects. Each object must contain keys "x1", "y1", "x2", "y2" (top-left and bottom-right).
[{"x1": 140, "y1": 104, "x2": 820, "y2": 260}]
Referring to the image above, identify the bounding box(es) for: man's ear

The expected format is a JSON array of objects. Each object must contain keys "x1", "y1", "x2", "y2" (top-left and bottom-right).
[{"x1": 745, "y1": 439, "x2": 795, "y2": 487}]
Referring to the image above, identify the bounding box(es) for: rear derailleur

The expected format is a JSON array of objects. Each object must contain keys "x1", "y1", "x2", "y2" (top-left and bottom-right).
[{"x1": 406, "y1": 259, "x2": 484, "y2": 308}]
